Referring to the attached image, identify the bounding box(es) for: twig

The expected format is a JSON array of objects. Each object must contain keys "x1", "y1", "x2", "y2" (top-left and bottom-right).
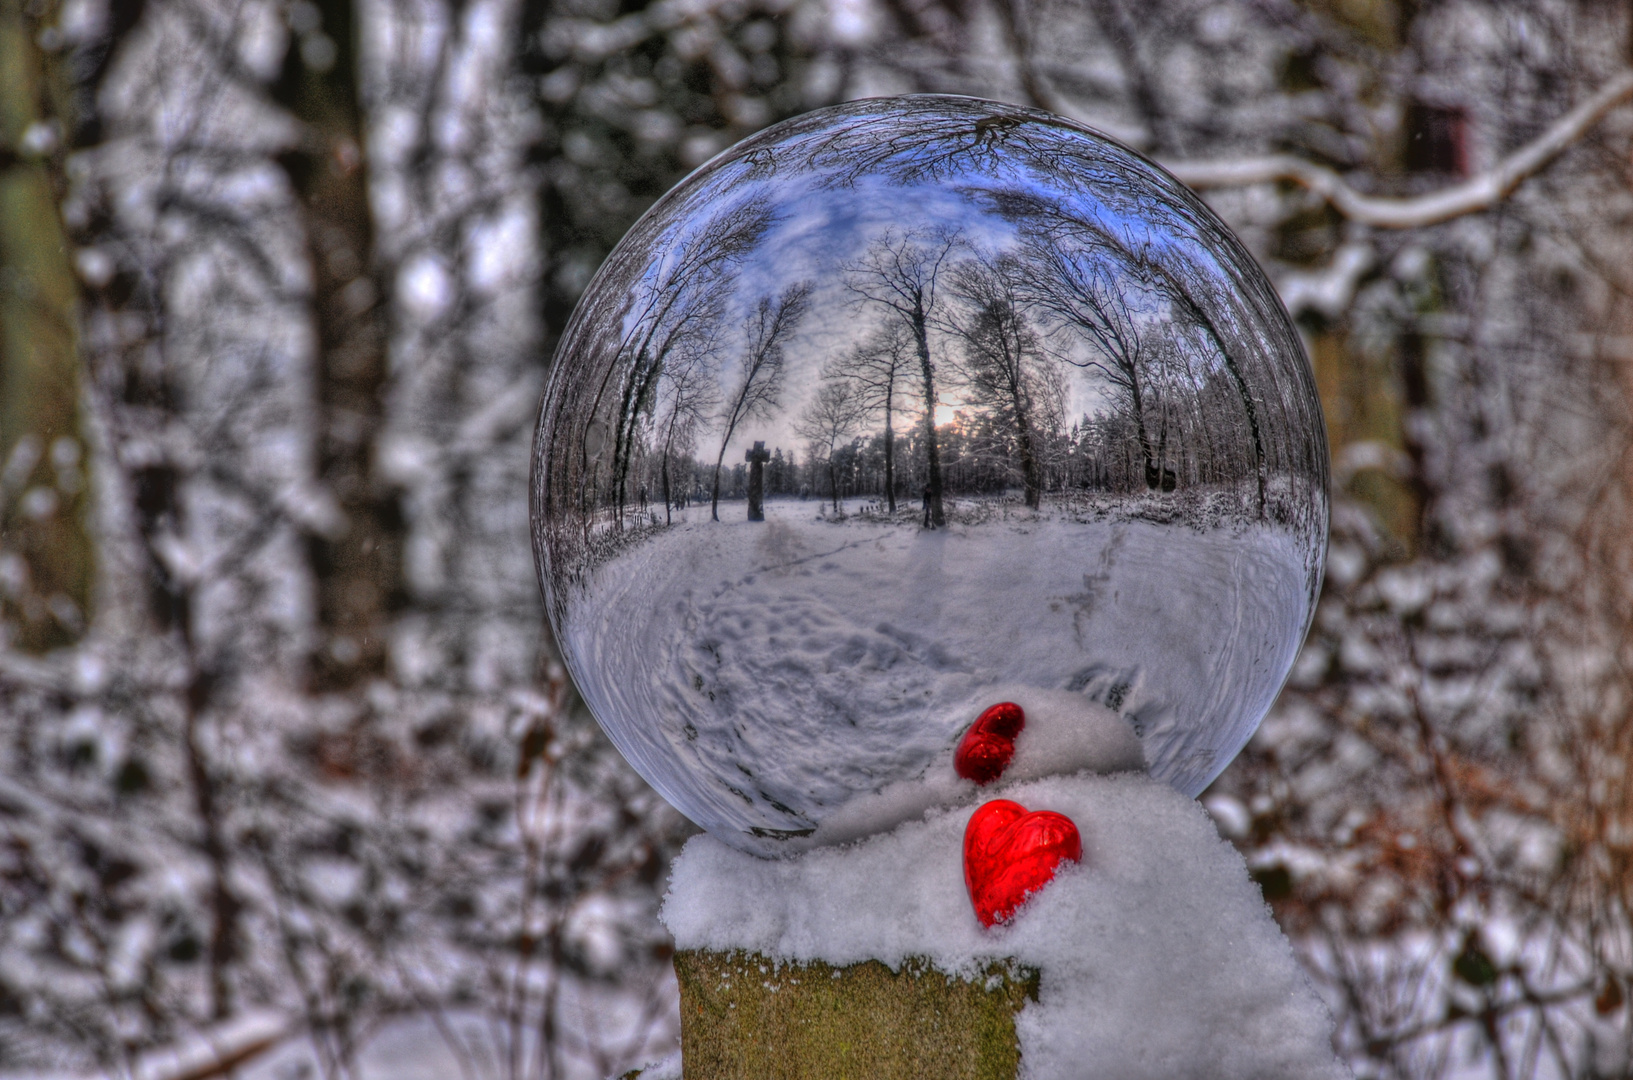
[
  {"x1": 1165, "y1": 69, "x2": 1633, "y2": 229},
  {"x1": 131, "y1": 1015, "x2": 292, "y2": 1080}
]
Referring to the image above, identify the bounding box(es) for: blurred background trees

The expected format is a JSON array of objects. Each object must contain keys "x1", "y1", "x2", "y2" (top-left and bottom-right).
[{"x1": 0, "y1": 0, "x2": 1628, "y2": 1077}]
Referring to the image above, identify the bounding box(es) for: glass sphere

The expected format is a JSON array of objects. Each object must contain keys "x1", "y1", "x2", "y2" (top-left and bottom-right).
[{"x1": 531, "y1": 96, "x2": 1328, "y2": 857}]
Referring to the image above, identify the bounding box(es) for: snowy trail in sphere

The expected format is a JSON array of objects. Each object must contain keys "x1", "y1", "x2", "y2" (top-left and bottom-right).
[{"x1": 562, "y1": 498, "x2": 1307, "y2": 849}]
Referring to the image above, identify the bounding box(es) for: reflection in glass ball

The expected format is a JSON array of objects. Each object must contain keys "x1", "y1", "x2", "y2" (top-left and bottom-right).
[{"x1": 531, "y1": 96, "x2": 1328, "y2": 857}]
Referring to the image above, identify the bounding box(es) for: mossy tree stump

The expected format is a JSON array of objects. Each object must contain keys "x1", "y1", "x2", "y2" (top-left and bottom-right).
[{"x1": 673, "y1": 949, "x2": 1038, "y2": 1080}]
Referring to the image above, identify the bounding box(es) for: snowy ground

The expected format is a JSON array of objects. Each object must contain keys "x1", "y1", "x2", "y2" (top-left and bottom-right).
[
  {"x1": 659, "y1": 767, "x2": 1347, "y2": 1079},
  {"x1": 3, "y1": 987, "x2": 683, "y2": 1080},
  {"x1": 562, "y1": 496, "x2": 1313, "y2": 855}
]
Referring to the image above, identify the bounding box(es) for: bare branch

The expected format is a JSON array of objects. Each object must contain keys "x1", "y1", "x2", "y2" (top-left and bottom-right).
[{"x1": 1165, "y1": 69, "x2": 1633, "y2": 229}]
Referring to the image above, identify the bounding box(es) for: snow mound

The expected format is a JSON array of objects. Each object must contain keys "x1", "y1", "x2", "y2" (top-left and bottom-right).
[
  {"x1": 811, "y1": 685, "x2": 1143, "y2": 846},
  {"x1": 662, "y1": 770, "x2": 1347, "y2": 1080}
]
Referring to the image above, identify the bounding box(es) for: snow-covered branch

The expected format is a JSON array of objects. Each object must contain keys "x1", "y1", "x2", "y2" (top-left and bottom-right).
[
  {"x1": 1165, "y1": 69, "x2": 1633, "y2": 228},
  {"x1": 547, "y1": 0, "x2": 779, "y2": 63}
]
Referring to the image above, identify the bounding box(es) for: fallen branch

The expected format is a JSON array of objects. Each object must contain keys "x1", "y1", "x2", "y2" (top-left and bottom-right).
[
  {"x1": 132, "y1": 1013, "x2": 291, "y2": 1080},
  {"x1": 1165, "y1": 69, "x2": 1633, "y2": 229}
]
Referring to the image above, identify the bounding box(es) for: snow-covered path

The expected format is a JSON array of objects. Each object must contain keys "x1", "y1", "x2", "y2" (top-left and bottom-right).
[{"x1": 563, "y1": 498, "x2": 1311, "y2": 853}]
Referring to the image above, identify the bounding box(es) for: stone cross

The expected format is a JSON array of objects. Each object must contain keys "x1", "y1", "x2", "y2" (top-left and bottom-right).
[{"x1": 745, "y1": 441, "x2": 770, "y2": 521}]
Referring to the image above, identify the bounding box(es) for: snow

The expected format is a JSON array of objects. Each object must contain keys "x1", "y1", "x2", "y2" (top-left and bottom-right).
[
  {"x1": 660, "y1": 769, "x2": 1347, "y2": 1079},
  {"x1": 810, "y1": 683, "x2": 1142, "y2": 846},
  {"x1": 564, "y1": 497, "x2": 1313, "y2": 855}
]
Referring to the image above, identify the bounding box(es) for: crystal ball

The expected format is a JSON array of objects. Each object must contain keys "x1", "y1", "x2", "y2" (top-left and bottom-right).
[{"x1": 531, "y1": 96, "x2": 1328, "y2": 857}]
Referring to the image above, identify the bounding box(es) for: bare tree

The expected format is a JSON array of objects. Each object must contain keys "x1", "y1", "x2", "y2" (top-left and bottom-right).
[
  {"x1": 606, "y1": 201, "x2": 776, "y2": 527},
  {"x1": 655, "y1": 318, "x2": 722, "y2": 524},
  {"x1": 710, "y1": 283, "x2": 812, "y2": 521},
  {"x1": 1008, "y1": 230, "x2": 1166, "y2": 487},
  {"x1": 844, "y1": 228, "x2": 960, "y2": 527},
  {"x1": 823, "y1": 322, "x2": 915, "y2": 514},
  {"x1": 795, "y1": 379, "x2": 866, "y2": 513},
  {"x1": 945, "y1": 251, "x2": 1056, "y2": 507}
]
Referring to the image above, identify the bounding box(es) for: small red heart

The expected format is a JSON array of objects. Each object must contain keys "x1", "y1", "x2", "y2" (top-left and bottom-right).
[
  {"x1": 963, "y1": 799, "x2": 1082, "y2": 928},
  {"x1": 954, "y1": 702, "x2": 1025, "y2": 785}
]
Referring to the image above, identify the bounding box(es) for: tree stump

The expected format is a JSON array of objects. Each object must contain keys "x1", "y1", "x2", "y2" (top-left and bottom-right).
[{"x1": 673, "y1": 949, "x2": 1038, "y2": 1080}]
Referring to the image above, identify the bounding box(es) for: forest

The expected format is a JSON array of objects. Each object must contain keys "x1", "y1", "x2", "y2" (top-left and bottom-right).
[
  {"x1": 548, "y1": 145, "x2": 1325, "y2": 550},
  {"x1": 1, "y1": 0, "x2": 1631, "y2": 1077},
  {"x1": 600, "y1": 235, "x2": 1296, "y2": 521}
]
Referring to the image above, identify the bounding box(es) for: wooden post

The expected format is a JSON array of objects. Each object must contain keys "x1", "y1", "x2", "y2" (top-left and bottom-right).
[{"x1": 673, "y1": 949, "x2": 1037, "y2": 1080}]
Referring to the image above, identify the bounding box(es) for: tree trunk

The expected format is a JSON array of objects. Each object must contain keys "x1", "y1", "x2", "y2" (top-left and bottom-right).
[
  {"x1": 1015, "y1": 411, "x2": 1041, "y2": 508},
  {"x1": 1006, "y1": 368, "x2": 1041, "y2": 508},
  {"x1": 711, "y1": 443, "x2": 727, "y2": 521},
  {"x1": 613, "y1": 350, "x2": 665, "y2": 528},
  {"x1": 661, "y1": 450, "x2": 672, "y2": 525},
  {"x1": 271, "y1": 0, "x2": 402, "y2": 690},
  {"x1": 0, "y1": 0, "x2": 95, "y2": 652},
  {"x1": 883, "y1": 394, "x2": 896, "y2": 513},
  {"x1": 1126, "y1": 374, "x2": 1161, "y2": 490},
  {"x1": 911, "y1": 310, "x2": 945, "y2": 527}
]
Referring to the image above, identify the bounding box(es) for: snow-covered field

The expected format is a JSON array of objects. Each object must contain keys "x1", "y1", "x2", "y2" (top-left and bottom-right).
[
  {"x1": 562, "y1": 497, "x2": 1313, "y2": 854},
  {"x1": 660, "y1": 768, "x2": 1347, "y2": 1079}
]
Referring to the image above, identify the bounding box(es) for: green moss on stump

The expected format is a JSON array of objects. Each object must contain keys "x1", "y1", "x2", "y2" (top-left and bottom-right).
[{"x1": 675, "y1": 949, "x2": 1038, "y2": 1080}]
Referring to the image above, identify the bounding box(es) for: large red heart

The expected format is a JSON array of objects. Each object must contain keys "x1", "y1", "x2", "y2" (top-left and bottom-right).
[
  {"x1": 954, "y1": 702, "x2": 1025, "y2": 785},
  {"x1": 964, "y1": 799, "x2": 1082, "y2": 927}
]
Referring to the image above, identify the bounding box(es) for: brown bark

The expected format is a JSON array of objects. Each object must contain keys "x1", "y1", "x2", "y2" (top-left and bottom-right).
[
  {"x1": 0, "y1": 0, "x2": 95, "y2": 652},
  {"x1": 911, "y1": 307, "x2": 947, "y2": 527},
  {"x1": 272, "y1": 0, "x2": 402, "y2": 689}
]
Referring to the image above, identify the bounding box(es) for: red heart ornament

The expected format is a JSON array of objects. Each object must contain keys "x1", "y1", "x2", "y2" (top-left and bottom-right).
[
  {"x1": 954, "y1": 702, "x2": 1025, "y2": 785},
  {"x1": 964, "y1": 799, "x2": 1082, "y2": 928}
]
